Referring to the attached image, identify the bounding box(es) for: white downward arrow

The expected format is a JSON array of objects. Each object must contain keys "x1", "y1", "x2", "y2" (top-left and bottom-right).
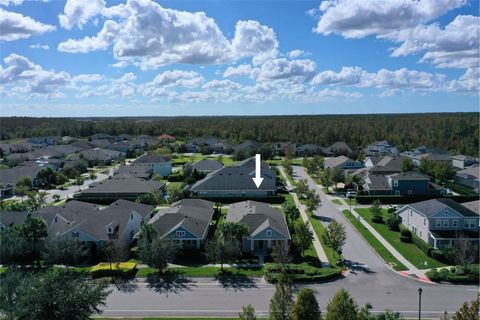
[{"x1": 252, "y1": 154, "x2": 264, "y2": 188}]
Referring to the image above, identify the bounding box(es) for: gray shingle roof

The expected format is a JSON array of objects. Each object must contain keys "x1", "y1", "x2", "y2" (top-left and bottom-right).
[
  {"x1": 388, "y1": 171, "x2": 431, "y2": 181},
  {"x1": 227, "y1": 201, "x2": 290, "y2": 239},
  {"x1": 189, "y1": 157, "x2": 275, "y2": 191},
  {"x1": 133, "y1": 154, "x2": 171, "y2": 164},
  {"x1": 0, "y1": 164, "x2": 44, "y2": 186},
  {"x1": 461, "y1": 200, "x2": 479, "y2": 215},
  {"x1": 324, "y1": 155, "x2": 351, "y2": 168},
  {"x1": 115, "y1": 164, "x2": 152, "y2": 179},
  {"x1": 186, "y1": 159, "x2": 223, "y2": 172},
  {"x1": 0, "y1": 211, "x2": 29, "y2": 228},
  {"x1": 408, "y1": 198, "x2": 479, "y2": 218},
  {"x1": 80, "y1": 177, "x2": 165, "y2": 194},
  {"x1": 80, "y1": 148, "x2": 124, "y2": 161},
  {"x1": 148, "y1": 199, "x2": 215, "y2": 239}
]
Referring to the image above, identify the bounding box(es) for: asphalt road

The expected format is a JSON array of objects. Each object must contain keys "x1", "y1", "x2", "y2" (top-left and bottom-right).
[
  {"x1": 101, "y1": 276, "x2": 479, "y2": 318},
  {"x1": 100, "y1": 166, "x2": 479, "y2": 318}
]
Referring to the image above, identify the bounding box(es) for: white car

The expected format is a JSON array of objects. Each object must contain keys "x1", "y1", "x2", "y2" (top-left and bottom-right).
[
  {"x1": 387, "y1": 204, "x2": 398, "y2": 210},
  {"x1": 346, "y1": 191, "x2": 357, "y2": 198}
]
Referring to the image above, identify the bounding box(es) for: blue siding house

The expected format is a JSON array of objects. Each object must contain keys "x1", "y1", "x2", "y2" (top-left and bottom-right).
[
  {"x1": 227, "y1": 201, "x2": 290, "y2": 254},
  {"x1": 132, "y1": 154, "x2": 172, "y2": 177},
  {"x1": 363, "y1": 171, "x2": 447, "y2": 196}
]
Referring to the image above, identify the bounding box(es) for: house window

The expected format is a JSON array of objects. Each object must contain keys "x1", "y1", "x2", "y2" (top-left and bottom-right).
[
  {"x1": 175, "y1": 230, "x2": 185, "y2": 238},
  {"x1": 395, "y1": 190, "x2": 400, "y2": 195},
  {"x1": 130, "y1": 214, "x2": 133, "y2": 220},
  {"x1": 469, "y1": 219, "x2": 476, "y2": 228},
  {"x1": 107, "y1": 227, "x2": 113, "y2": 234},
  {"x1": 71, "y1": 231, "x2": 79, "y2": 237},
  {"x1": 464, "y1": 219, "x2": 469, "y2": 228},
  {"x1": 267, "y1": 230, "x2": 272, "y2": 237},
  {"x1": 443, "y1": 219, "x2": 449, "y2": 227},
  {"x1": 407, "y1": 190, "x2": 413, "y2": 195},
  {"x1": 393, "y1": 180, "x2": 399, "y2": 187},
  {"x1": 452, "y1": 220, "x2": 458, "y2": 228},
  {"x1": 436, "y1": 220, "x2": 442, "y2": 228},
  {"x1": 54, "y1": 216, "x2": 58, "y2": 222},
  {"x1": 423, "y1": 219, "x2": 426, "y2": 225}
]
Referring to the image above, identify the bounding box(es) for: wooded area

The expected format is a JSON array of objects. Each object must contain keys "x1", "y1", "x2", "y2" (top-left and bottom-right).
[{"x1": 1, "y1": 113, "x2": 478, "y2": 156}]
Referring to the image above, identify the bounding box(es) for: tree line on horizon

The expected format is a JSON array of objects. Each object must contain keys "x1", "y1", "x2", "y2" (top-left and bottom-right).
[{"x1": 0, "y1": 113, "x2": 478, "y2": 156}]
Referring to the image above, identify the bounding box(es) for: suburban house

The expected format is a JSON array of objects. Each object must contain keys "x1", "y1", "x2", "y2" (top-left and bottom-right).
[
  {"x1": 295, "y1": 144, "x2": 322, "y2": 156},
  {"x1": 362, "y1": 171, "x2": 447, "y2": 196},
  {"x1": 146, "y1": 199, "x2": 215, "y2": 250},
  {"x1": 184, "y1": 159, "x2": 223, "y2": 174},
  {"x1": 324, "y1": 155, "x2": 364, "y2": 170},
  {"x1": 27, "y1": 136, "x2": 59, "y2": 146},
  {"x1": 226, "y1": 200, "x2": 290, "y2": 254},
  {"x1": 397, "y1": 198, "x2": 479, "y2": 249},
  {"x1": 79, "y1": 148, "x2": 125, "y2": 166},
  {"x1": 236, "y1": 140, "x2": 260, "y2": 155},
  {"x1": 159, "y1": 134, "x2": 176, "y2": 143},
  {"x1": 74, "y1": 176, "x2": 165, "y2": 203},
  {"x1": 212, "y1": 140, "x2": 235, "y2": 154},
  {"x1": 186, "y1": 136, "x2": 219, "y2": 153},
  {"x1": 132, "y1": 154, "x2": 172, "y2": 177},
  {"x1": 363, "y1": 156, "x2": 405, "y2": 175},
  {"x1": 451, "y1": 155, "x2": 478, "y2": 170},
  {"x1": 454, "y1": 165, "x2": 479, "y2": 193},
  {"x1": 412, "y1": 153, "x2": 451, "y2": 166},
  {"x1": 0, "y1": 164, "x2": 48, "y2": 198},
  {"x1": 114, "y1": 164, "x2": 153, "y2": 180},
  {"x1": 187, "y1": 157, "x2": 276, "y2": 198},
  {"x1": 106, "y1": 141, "x2": 145, "y2": 156},
  {"x1": 37, "y1": 199, "x2": 154, "y2": 253},
  {"x1": 364, "y1": 140, "x2": 398, "y2": 156},
  {"x1": 0, "y1": 211, "x2": 30, "y2": 232},
  {"x1": 89, "y1": 139, "x2": 114, "y2": 149},
  {"x1": 323, "y1": 141, "x2": 352, "y2": 157},
  {"x1": 272, "y1": 142, "x2": 296, "y2": 156}
]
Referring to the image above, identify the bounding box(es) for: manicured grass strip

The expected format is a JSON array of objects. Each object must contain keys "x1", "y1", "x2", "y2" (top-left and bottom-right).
[
  {"x1": 136, "y1": 266, "x2": 264, "y2": 277},
  {"x1": 341, "y1": 210, "x2": 407, "y2": 271},
  {"x1": 331, "y1": 199, "x2": 342, "y2": 205},
  {"x1": 306, "y1": 212, "x2": 337, "y2": 265},
  {"x1": 343, "y1": 198, "x2": 356, "y2": 205},
  {"x1": 355, "y1": 209, "x2": 447, "y2": 269},
  {"x1": 93, "y1": 317, "x2": 268, "y2": 320}
]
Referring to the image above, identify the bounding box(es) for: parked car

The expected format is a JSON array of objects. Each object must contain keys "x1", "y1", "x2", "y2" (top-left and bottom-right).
[
  {"x1": 346, "y1": 190, "x2": 357, "y2": 198},
  {"x1": 387, "y1": 204, "x2": 398, "y2": 210}
]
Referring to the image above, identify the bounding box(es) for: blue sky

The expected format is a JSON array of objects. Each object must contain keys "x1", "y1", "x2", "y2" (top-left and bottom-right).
[{"x1": 0, "y1": 0, "x2": 478, "y2": 116}]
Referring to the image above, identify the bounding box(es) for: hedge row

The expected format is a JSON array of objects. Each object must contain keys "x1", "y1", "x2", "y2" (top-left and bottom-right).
[
  {"x1": 90, "y1": 262, "x2": 137, "y2": 279},
  {"x1": 356, "y1": 195, "x2": 479, "y2": 204},
  {"x1": 264, "y1": 263, "x2": 341, "y2": 283},
  {"x1": 412, "y1": 233, "x2": 434, "y2": 256},
  {"x1": 426, "y1": 265, "x2": 479, "y2": 284}
]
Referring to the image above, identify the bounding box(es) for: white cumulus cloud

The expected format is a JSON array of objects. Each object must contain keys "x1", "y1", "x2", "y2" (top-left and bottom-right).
[{"x1": 0, "y1": 8, "x2": 55, "y2": 41}]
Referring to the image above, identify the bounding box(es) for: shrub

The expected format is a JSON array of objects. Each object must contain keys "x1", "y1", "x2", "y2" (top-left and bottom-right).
[
  {"x1": 90, "y1": 261, "x2": 137, "y2": 278},
  {"x1": 387, "y1": 208, "x2": 396, "y2": 213},
  {"x1": 400, "y1": 228, "x2": 412, "y2": 243},
  {"x1": 412, "y1": 234, "x2": 433, "y2": 255},
  {"x1": 264, "y1": 263, "x2": 341, "y2": 283},
  {"x1": 371, "y1": 215, "x2": 384, "y2": 224},
  {"x1": 426, "y1": 265, "x2": 479, "y2": 284},
  {"x1": 385, "y1": 213, "x2": 400, "y2": 231}
]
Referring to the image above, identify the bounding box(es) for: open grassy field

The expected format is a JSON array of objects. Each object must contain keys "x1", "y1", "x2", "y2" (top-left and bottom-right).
[
  {"x1": 354, "y1": 208, "x2": 446, "y2": 269},
  {"x1": 342, "y1": 210, "x2": 408, "y2": 271}
]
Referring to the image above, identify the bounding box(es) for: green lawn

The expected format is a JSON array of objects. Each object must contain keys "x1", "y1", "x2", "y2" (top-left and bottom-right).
[
  {"x1": 93, "y1": 317, "x2": 268, "y2": 320},
  {"x1": 343, "y1": 198, "x2": 357, "y2": 205},
  {"x1": 354, "y1": 208, "x2": 447, "y2": 269},
  {"x1": 136, "y1": 266, "x2": 264, "y2": 277},
  {"x1": 342, "y1": 210, "x2": 408, "y2": 271},
  {"x1": 171, "y1": 154, "x2": 235, "y2": 166},
  {"x1": 331, "y1": 199, "x2": 342, "y2": 205},
  {"x1": 306, "y1": 211, "x2": 338, "y2": 265}
]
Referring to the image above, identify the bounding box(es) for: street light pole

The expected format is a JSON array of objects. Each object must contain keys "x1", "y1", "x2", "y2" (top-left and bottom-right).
[{"x1": 418, "y1": 288, "x2": 423, "y2": 320}]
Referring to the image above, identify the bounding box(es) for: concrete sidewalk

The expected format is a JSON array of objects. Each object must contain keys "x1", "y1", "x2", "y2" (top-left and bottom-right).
[
  {"x1": 278, "y1": 167, "x2": 330, "y2": 267},
  {"x1": 338, "y1": 204, "x2": 429, "y2": 279}
]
